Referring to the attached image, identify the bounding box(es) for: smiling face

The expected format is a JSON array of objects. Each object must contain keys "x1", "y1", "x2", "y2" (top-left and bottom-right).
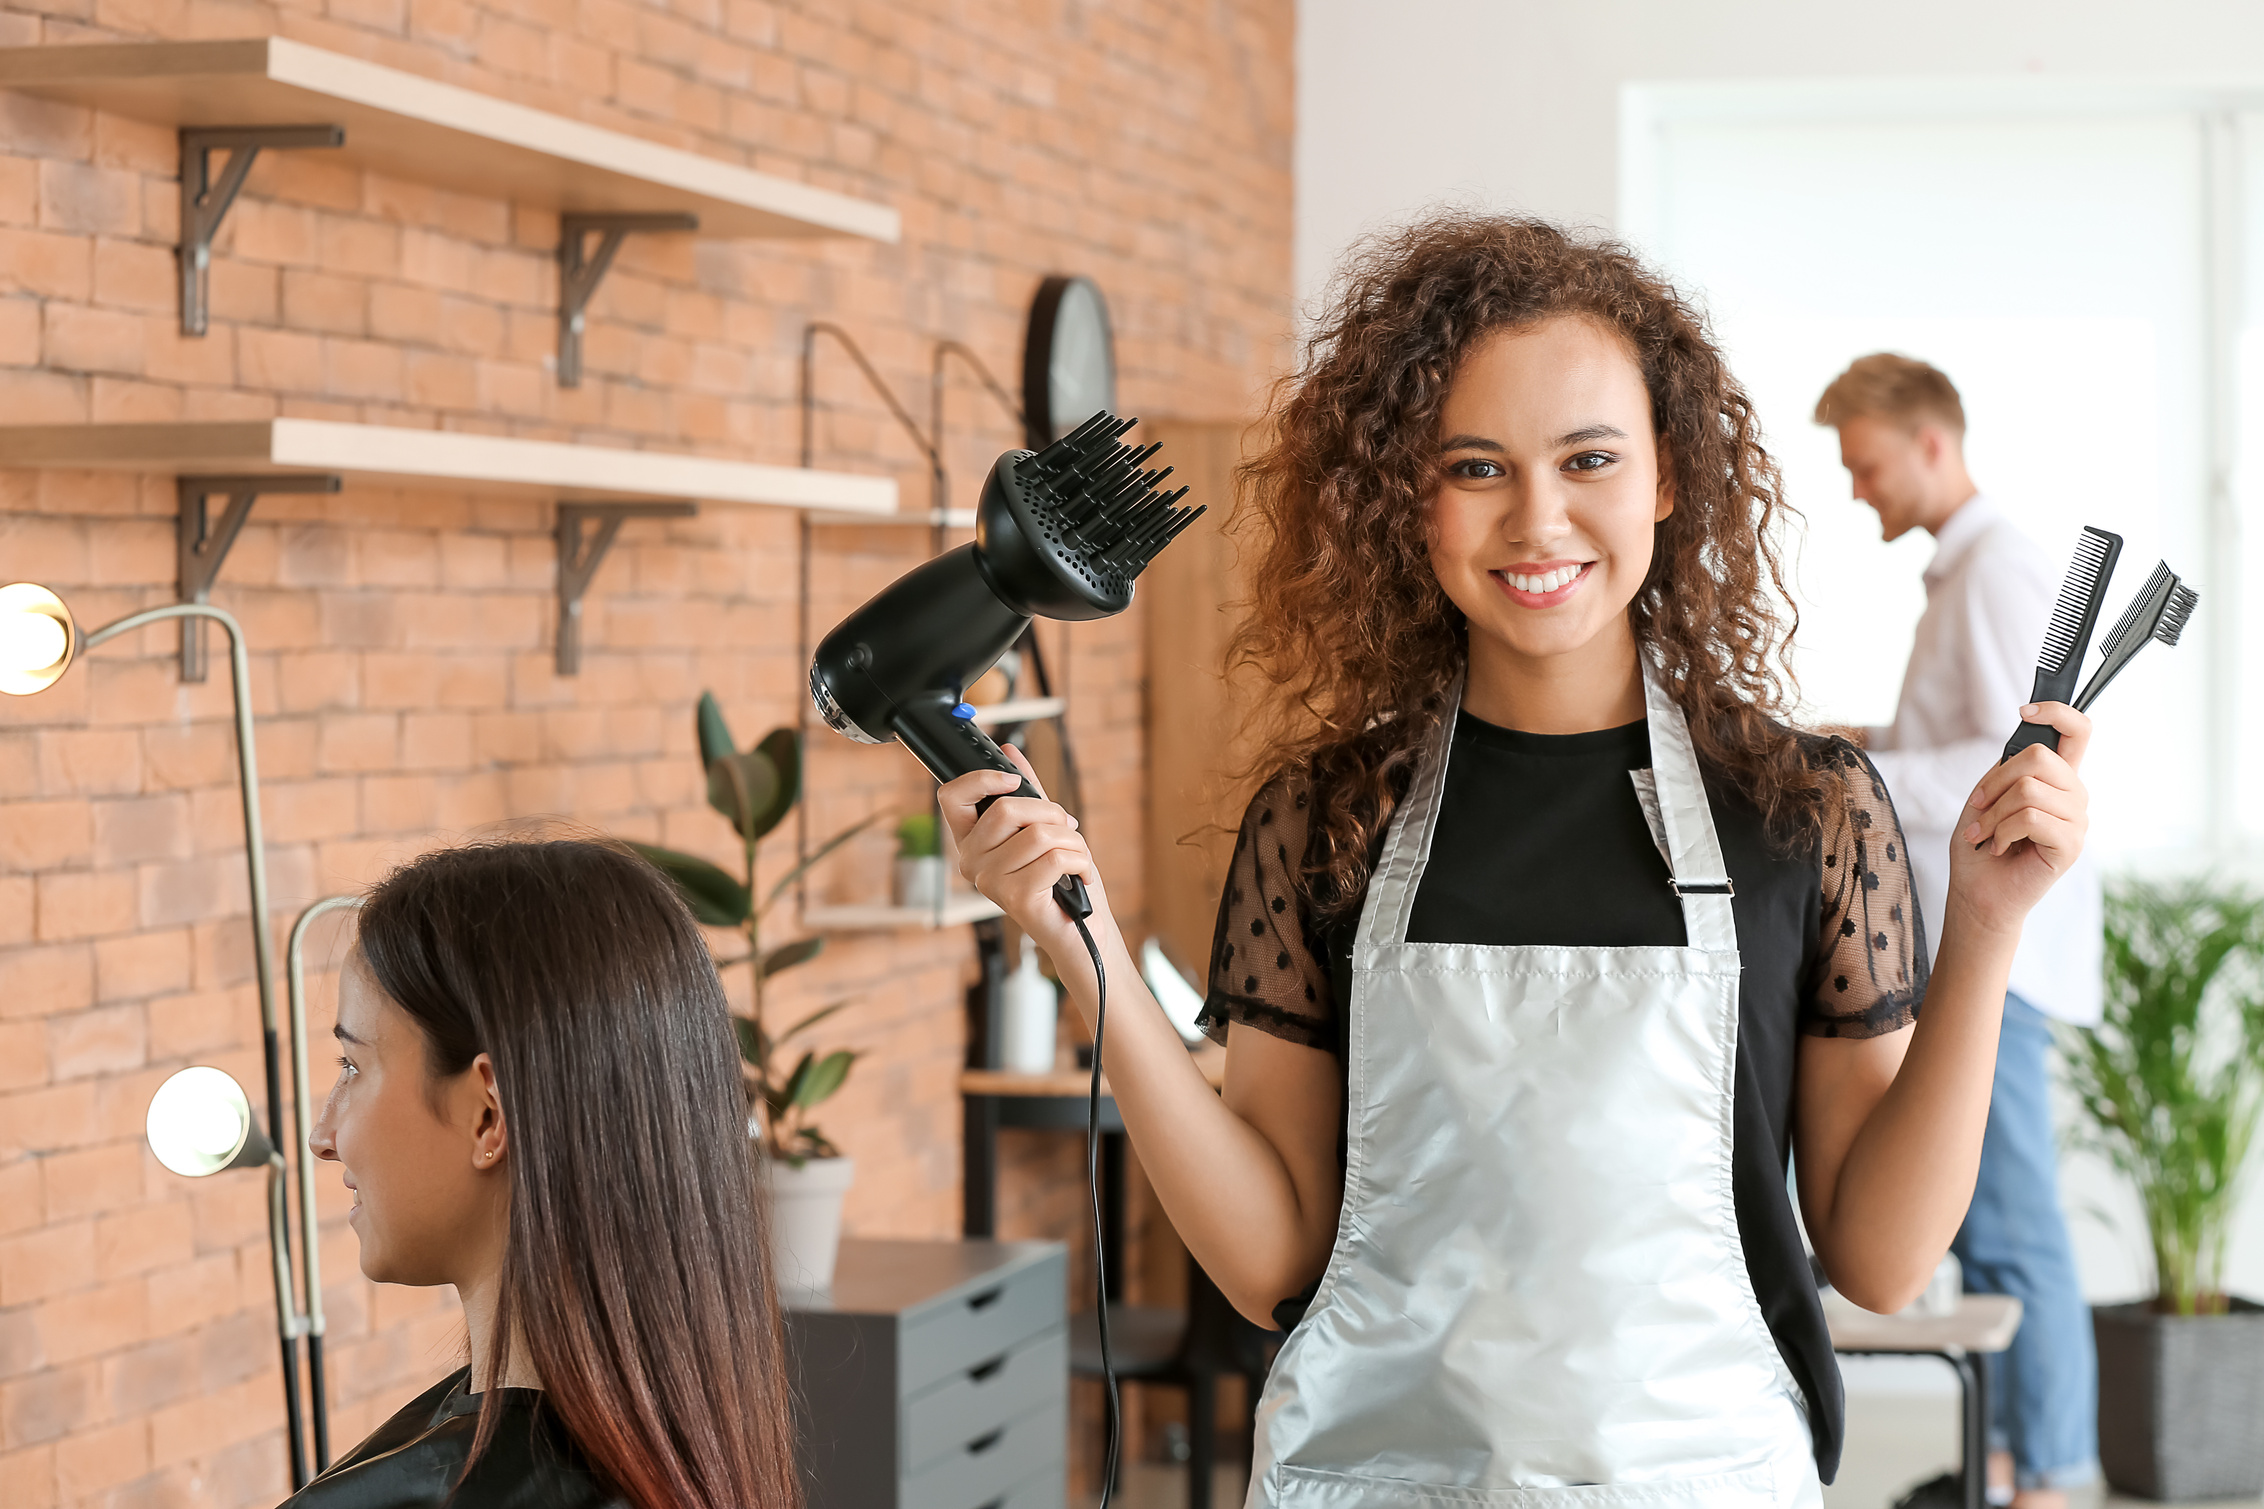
[
  {"x1": 308, "y1": 953, "x2": 509, "y2": 1289},
  {"x1": 1428, "y1": 317, "x2": 1674, "y2": 695}
]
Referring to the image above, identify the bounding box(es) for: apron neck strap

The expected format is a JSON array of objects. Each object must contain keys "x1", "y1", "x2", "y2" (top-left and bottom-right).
[
  {"x1": 1641, "y1": 654, "x2": 1738, "y2": 951},
  {"x1": 1361, "y1": 673, "x2": 1460, "y2": 946}
]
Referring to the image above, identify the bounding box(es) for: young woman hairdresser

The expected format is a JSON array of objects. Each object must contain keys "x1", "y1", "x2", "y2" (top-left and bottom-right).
[{"x1": 938, "y1": 214, "x2": 2094, "y2": 1507}]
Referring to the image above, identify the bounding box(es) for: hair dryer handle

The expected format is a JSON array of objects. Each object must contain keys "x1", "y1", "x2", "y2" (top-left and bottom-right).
[{"x1": 892, "y1": 696, "x2": 1093, "y2": 920}]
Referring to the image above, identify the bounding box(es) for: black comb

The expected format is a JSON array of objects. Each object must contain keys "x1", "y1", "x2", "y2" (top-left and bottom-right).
[
  {"x1": 2002, "y1": 525, "x2": 2121, "y2": 759},
  {"x1": 1013, "y1": 413, "x2": 1203, "y2": 589},
  {"x1": 2072, "y1": 563, "x2": 2197, "y2": 713}
]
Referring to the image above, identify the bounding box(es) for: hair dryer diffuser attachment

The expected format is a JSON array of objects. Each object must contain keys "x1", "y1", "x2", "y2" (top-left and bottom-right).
[{"x1": 973, "y1": 413, "x2": 1199, "y2": 621}]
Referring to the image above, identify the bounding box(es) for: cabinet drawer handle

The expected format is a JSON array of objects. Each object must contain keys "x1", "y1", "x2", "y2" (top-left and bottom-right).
[
  {"x1": 967, "y1": 1353, "x2": 1007, "y2": 1382},
  {"x1": 965, "y1": 1285, "x2": 1005, "y2": 1312},
  {"x1": 965, "y1": 1428, "x2": 1005, "y2": 1456}
]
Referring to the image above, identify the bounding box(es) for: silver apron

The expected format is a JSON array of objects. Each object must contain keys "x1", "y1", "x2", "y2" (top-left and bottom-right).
[{"x1": 1248, "y1": 663, "x2": 1821, "y2": 1508}]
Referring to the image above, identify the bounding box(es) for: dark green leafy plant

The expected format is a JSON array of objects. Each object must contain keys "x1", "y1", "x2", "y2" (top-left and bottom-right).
[
  {"x1": 2062, "y1": 879, "x2": 2264, "y2": 1315},
  {"x1": 630, "y1": 692, "x2": 881, "y2": 1163}
]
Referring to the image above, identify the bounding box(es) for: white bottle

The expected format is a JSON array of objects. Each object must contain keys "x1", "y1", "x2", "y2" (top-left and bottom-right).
[{"x1": 1001, "y1": 941, "x2": 1059, "y2": 1075}]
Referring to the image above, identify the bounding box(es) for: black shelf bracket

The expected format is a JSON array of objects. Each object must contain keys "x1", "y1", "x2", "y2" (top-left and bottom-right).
[
  {"x1": 179, "y1": 126, "x2": 344, "y2": 336},
  {"x1": 555, "y1": 501, "x2": 697, "y2": 674},
  {"x1": 177, "y1": 473, "x2": 341, "y2": 681},
  {"x1": 557, "y1": 213, "x2": 700, "y2": 387}
]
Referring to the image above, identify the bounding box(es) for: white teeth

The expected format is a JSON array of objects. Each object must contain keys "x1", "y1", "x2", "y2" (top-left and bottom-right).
[{"x1": 1503, "y1": 565, "x2": 1582, "y2": 594}]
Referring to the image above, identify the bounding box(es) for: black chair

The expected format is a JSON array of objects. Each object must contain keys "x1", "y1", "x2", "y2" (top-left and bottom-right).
[{"x1": 1070, "y1": 1253, "x2": 1276, "y2": 1509}]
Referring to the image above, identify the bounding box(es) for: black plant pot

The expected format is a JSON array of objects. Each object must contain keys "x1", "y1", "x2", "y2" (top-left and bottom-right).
[{"x1": 2094, "y1": 1297, "x2": 2264, "y2": 1501}]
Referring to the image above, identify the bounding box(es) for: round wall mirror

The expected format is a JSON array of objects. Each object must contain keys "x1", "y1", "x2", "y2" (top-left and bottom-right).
[{"x1": 1022, "y1": 275, "x2": 1116, "y2": 451}]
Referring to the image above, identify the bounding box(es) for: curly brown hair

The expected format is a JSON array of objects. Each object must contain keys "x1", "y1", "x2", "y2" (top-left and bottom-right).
[{"x1": 1231, "y1": 211, "x2": 1833, "y2": 917}]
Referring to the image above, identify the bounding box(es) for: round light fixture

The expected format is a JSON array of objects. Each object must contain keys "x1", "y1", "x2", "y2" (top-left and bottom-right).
[
  {"x1": 146, "y1": 1066, "x2": 271, "y2": 1178},
  {"x1": 0, "y1": 582, "x2": 78, "y2": 696}
]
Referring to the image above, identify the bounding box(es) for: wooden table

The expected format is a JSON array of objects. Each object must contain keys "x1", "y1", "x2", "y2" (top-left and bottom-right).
[
  {"x1": 1826, "y1": 1291, "x2": 2023, "y2": 1509},
  {"x1": 959, "y1": 1045, "x2": 1225, "y2": 1299}
]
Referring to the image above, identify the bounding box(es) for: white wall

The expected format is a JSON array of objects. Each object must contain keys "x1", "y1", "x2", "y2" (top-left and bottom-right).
[{"x1": 1296, "y1": 0, "x2": 2264, "y2": 300}]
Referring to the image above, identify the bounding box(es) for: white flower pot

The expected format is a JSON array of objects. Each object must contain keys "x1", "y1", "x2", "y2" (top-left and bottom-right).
[
  {"x1": 768, "y1": 1153, "x2": 854, "y2": 1300},
  {"x1": 895, "y1": 855, "x2": 947, "y2": 911}
]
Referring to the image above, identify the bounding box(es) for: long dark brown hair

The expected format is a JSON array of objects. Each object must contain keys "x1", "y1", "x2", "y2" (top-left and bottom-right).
[
  {"x1": 1232, "y1": 211, "x2": 1833, "y2": 915},
  {"x1": 356, "y1": 838, "x2": 799, "y2": 1509}
]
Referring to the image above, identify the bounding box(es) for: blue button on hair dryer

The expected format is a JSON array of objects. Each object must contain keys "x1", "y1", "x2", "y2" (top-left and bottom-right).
[{"x1": 808, "y1": 413, "x2": 1201, "y2": 919}]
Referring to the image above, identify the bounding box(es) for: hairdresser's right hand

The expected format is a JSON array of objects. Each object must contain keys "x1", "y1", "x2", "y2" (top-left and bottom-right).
[{"x1": 938, "y1": 745, "x2": 1115, "y2": 991}]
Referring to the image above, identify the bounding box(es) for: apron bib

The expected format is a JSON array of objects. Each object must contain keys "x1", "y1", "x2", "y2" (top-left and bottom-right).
[{"x1": 1248, "y1": 661, "x2": 1820, "y2": 1508}]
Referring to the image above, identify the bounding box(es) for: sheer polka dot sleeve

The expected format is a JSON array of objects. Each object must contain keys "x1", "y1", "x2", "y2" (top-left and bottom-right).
[
  {"x1": 1194, "y1": 769, "x2": 1335, "y2": 1053},
  {"x1": 1804, "y1": 740, "x2": 1929, "y2": 1038}
]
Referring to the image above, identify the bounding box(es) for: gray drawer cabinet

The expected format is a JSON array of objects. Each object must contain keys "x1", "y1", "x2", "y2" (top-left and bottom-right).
[{"x1": 787, "y1": 1238, "x2": 1069, "y2": 1509}]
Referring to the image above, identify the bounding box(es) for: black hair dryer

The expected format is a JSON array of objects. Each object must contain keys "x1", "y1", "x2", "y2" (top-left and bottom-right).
[{"x1": 809, "y1": 414, "x2": 1201, "y2": 919}]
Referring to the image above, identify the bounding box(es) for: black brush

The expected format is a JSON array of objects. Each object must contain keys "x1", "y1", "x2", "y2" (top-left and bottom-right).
[
  {"x1": 2072, "y1": 562, "x2": 2197, "y2": 713},
  {"x1": 2002, "y1": 525, "x2": 2121, "y2": 759},
  {"x1": 809, "y1": 411, "x2": 1203, "y2": 917}
]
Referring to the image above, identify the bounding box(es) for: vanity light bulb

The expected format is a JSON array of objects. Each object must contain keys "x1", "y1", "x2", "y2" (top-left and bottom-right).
[
  {"x1": 0, "y1": 613, "x2": 64, "y2": 670},
  {"x1": 0, "y1": 583, "x2": 78, "y2": 695},
  {"x1": 146, "y1": 1066, "x2": 259, "y2": 1178}
]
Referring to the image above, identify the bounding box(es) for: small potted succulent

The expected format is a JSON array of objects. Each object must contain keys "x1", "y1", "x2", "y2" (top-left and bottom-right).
[
  {"x1": 629, "y1": 693, "x2": 879, "y2": 1297},
  {"x1": 894, "y1": 810, "x2": 946, "y2": 911},
  {"x1": 2063, "y1": 879, "x2": 2264, "y2": 1501}
]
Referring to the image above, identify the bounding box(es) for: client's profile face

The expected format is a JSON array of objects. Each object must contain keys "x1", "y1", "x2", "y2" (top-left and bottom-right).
[{"x1": 309, "y1": 956, "x2": 507, "y2": 1288}]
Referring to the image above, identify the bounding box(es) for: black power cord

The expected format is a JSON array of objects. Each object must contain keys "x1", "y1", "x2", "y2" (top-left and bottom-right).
[{"x1": 1070, "y1": 913, "x2": 1120, "y2": 1509}]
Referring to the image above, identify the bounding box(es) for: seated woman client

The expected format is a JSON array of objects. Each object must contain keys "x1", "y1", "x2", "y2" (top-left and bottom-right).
[{"x1": 295, "y1": 838, "x2": 799, "y2": 1509}]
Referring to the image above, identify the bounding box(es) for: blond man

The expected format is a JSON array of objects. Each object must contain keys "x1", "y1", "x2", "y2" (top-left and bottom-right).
[{"x1": 1817, "y1": 354, "x2": 2101, "y2": 1509}]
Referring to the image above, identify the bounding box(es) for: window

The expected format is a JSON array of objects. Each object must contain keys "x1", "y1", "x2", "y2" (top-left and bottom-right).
[{"x1": 1624, "y1": 85, "x2": 2248, "y2": 869}]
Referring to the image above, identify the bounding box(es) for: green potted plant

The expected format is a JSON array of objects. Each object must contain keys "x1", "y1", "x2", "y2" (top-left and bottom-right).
[
  {"x1": 628, "y1": 692, "x2": 880, "y2": 1296},
  {"x1": 894, "y1": 810, "x2": 945, "y2": 910},
  {"x1": 2062, "y1": 878, "x2": 2264, "y2": 1501}
]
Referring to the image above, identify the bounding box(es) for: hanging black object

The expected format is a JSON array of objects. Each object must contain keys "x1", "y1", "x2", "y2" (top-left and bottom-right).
[{"x1": 1023, "y1": 275, "x2": 1117, "y2": 451}]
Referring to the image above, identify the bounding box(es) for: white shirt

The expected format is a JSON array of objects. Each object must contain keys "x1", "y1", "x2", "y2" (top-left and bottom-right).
[{"x1": 1863, "y1": 495, "x2": 2103, "y2": 1025}]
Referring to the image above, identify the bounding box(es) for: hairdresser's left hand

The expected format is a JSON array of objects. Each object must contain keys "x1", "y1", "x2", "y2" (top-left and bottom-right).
[{"x1": 1943, "y1": 700, "x2": 2090, "y2": 939}]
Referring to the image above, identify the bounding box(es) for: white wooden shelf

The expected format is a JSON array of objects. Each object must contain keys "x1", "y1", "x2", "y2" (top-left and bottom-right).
[
  {"x1": 807, "y1": 508, "x2": 976, "y2": 529},
  {"x1": 803, "y1": 896, "x2": 1004, "y2": 932},
  {"x1": 0, "y1": 38, "x2": 899, "y2": 242},
  {"x1": 0, "y1": 421, "x2": 897, "y2": 513},
  {"x1": 968, "y1": 697, "x2": 1064, "y2": 726}
]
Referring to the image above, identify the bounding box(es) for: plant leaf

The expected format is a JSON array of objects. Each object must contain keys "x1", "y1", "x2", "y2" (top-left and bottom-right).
[
  {"x1": 778, "y1": 998, "x2": 855, "y2": 1044},
  {"x1": 748, "y1": 728, "x2": 802, "y2": 840},
  {"x1": 760, "y1": 937, "x2": 825, "y2": 980},
  {"x1": 731, "y1": 1015, "x2": 762, "y2": 1066},
  {"x1": 794, "y1": 1049, "x2": 856, "y2": 1109},
  {"x1": 695, "y1": 692, "x2": 737, "y2": 772},
  {"x1": 779, "y1": 1051, "x2": 815, "y2": 1108},
  {"x1": 626, "y1": 842, "x2": 752, "y2": 927},
  {"x1": 764, "y1": 811, "x2": 890, "y2": 917},
  {"x1": 707, "y1": 750, "x2": 780, "y2": 840}
]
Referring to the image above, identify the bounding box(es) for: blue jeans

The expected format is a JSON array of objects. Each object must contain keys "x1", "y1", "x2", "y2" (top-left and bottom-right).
[{"x1": 1951, "y1": 993, "x2": 2099, "y2": 1491}]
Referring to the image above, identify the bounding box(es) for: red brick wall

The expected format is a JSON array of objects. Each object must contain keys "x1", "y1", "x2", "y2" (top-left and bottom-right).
[{"x1": 0, "y1": 0, "x2": 1294, "y2": 1501}]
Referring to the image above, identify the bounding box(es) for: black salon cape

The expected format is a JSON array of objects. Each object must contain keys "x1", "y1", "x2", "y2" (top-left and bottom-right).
[{"x1": 278, "y1": 1368, "x2": 623, "y2": 1509}]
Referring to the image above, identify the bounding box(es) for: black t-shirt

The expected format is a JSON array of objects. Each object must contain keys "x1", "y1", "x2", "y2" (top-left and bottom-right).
[
  {"x1": 1197, "y1": 712, "x2": 1930, "y2": 1484},
  {"x1": 278, "y1": 1367, "x2": 623, "y2": 1509}
]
